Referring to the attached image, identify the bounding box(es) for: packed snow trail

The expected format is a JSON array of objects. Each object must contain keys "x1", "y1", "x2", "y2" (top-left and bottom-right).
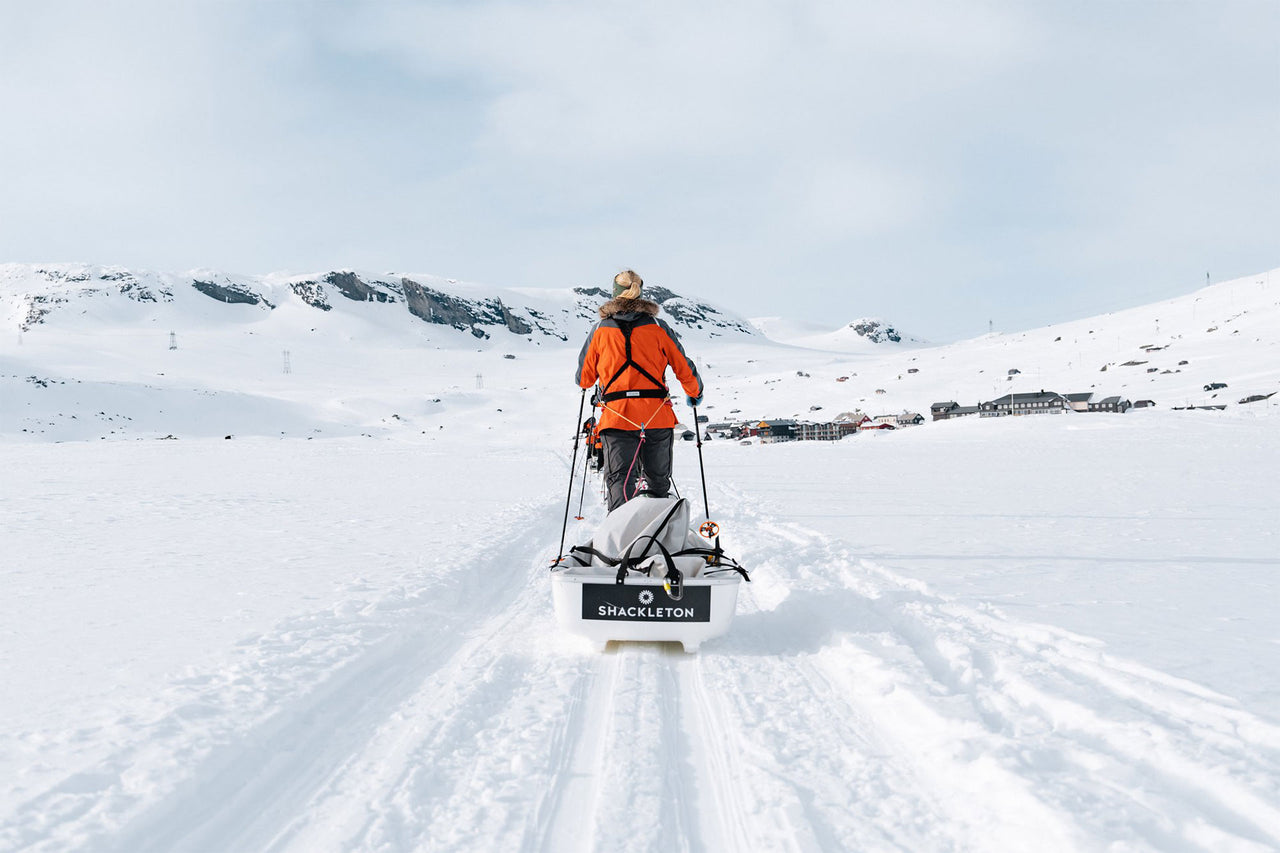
[{"x1": 6, "y1": 486, "x2": 1280, "y2": 851}]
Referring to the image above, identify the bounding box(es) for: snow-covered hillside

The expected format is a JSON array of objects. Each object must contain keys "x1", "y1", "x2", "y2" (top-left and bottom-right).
[
  {"x1": 723, "y1": 268, "x2": 1280, "y2": 424},
  {"x1": 2, "y1": 263, "x2": 1278, "y2": 851},
  {"x1": 750, "y1": 315, "x2": 926, "y2": 352},
  {"x1": 0, "y1": 263, "x2": 754, "y2": 443}
]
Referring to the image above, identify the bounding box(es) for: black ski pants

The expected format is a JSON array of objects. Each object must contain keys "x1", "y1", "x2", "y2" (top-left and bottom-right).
[{"x1": 600, "y1": 427, "x2": 673, "y2": 512}]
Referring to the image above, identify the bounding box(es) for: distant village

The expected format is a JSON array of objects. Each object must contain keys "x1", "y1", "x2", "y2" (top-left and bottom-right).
[{"x1": 701, "y1": 378, "x2": 1157, "y2": 444}]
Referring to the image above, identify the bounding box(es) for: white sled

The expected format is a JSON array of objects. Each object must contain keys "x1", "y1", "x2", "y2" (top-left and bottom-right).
[
  {"x1": 550, "y1": 495, "x2": 748, "y2": 653},
  {"x1": 550, "y1": 570, "x2": 742, "y2": 653}
]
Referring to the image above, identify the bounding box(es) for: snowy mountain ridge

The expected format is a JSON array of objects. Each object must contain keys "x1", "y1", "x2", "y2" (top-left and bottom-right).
[
  {"x1": 1, "y1": 262, "x2": 1277, "y2": 443},
  {"x1": 0, "y1": 262, "x2": 757, "y2": 343}
]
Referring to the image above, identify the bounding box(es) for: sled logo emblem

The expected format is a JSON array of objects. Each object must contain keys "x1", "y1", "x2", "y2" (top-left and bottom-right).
[{"x1": 581, "y1": 583, "x2": 711, "y2": 622}]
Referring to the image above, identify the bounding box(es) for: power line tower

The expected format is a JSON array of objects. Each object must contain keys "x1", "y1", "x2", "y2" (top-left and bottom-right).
[
  {"x1": 169, "y1": 331, "x2": 177, "y2": 350},
  {"x1": 283, "y1": 350, "x2": 292, "y2": 375},
  {"x1": 475, "y1": 372, "x2": 484, "y2": 389}
]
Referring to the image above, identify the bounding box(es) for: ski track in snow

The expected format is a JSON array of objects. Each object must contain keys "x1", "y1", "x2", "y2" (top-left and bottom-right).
[{"x1": 6, "y1": 481, "x2": 1280, "y2": 852}]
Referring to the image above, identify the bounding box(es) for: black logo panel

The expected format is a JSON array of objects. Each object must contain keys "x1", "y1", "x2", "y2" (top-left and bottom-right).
[{"x1": 581, "y1": 583, "x2": 711, "y2": 622}]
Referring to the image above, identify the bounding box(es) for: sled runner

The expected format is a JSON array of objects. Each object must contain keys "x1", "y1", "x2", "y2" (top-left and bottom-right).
[{"x1": 551, "y1": 495, "x2": 749, "y2": 652}]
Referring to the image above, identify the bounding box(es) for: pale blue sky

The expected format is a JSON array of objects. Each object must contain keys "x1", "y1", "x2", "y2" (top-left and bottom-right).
[{"x1": 1, "y1": 0, "x2": 1276, "y2": 340}]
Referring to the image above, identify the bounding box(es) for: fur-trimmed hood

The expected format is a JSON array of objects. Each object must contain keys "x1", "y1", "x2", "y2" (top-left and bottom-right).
[{"x1": 599, "y1": 296, "x2": 660, "y2": 320}]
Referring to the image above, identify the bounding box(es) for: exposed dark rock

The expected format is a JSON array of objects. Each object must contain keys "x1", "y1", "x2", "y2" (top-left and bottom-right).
[
  {"x1": 403, "y1": 278, "x2": 481, "y2": 329},
  {"x1": 643, "y1": 285, "x2": 678, "y2": 303},
  {"x1": 570, "y1": 283, "x2": 754, "y2": 337},
  {"x1": 498, "y1": 303, "x2": 532, "y2": 335},
  {"x1": 659, "y1": 296, "x2": 754, "y2": 335},
  {"x1": 326, "y1": 271, "x2": 397, "y2": 303},
  {"x1": 193, "y1": 280, "x2": 271, "y2": 307},
  {"x1": 849, "y1": 319, "x2": 902, "y2": 343},
  {"x1": 290, "y1": 280, "x2": 332, "y2": 311},
  {"x1": 401, "y1": 277, "x2": 531, "y2": 337},
  {"x1": 21, "y1": 294, "x2": 65, "y2": 330},
  {"x1": 524, "y1": 307, "x2": 568, "y2": 341},
  {"x1": 98, "y1": 270, "x2": 161, "y2": 303}
]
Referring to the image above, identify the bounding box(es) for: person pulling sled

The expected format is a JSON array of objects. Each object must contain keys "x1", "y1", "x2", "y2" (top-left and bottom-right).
[
  {"x1": 581, "y1": 415, "x2": 604, "y2": 471},
  {"x1": 552, "y1": 271, "x2": 747, "y2": 653},
  {"x1": 575, "y1": 270, "x2": 704, "y2": 512}
]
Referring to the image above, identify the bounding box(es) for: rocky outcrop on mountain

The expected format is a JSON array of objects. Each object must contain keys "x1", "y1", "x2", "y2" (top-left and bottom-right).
[
  {"x1": 192, "y1": 279, "x2": 273, "y2": 308},
  {"x1": 7, "y1": 266, "x2": 175, "y2": 330},
  {"x1": 571, "y1": 284, "x2": 754, "y2": 337},
  {"x1": 289, "y1": 279, "x2": 331, "y2": 311},
  {"x1": 20, "y1": 293, "x2": 67, "y2": 331},
  {"x1": 849, "y1": 319, "x2": 902, "y2": 343},
  {"x1": 99, "y1": 269, "x2": 168, "y2": 302},
  {"x1": 327, "y1": 271, "x2": 398, "y2": 304},
  {"x1": 401, "y1": 278, "x2": 532, "y2": 339}
]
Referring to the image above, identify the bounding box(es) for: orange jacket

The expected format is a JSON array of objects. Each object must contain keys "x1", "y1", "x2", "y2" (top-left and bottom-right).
[{"x1": 575, "y1": 298, "x2": 703, "y2": 431}]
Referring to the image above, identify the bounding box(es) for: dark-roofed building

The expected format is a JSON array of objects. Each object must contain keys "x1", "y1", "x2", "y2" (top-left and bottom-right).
[
  {"x1": 747, "y1": 419, "x2": 799, "y2": 442},
  {"x1": 706, "y1": 422, "x2": 742, "y2": 438},
  {"x1": 931, "y1": 401, "x2": 981, "y2": 421},
  {"x1": 1089, "y1": 396, "x2": 1131, "y2": 413},
  {"x1": 981, "y1": 391, "x2": 1069, "y2": 417},
  {"x1": 1065, "y1": 392, "x2": 1093, "y2": 412}
]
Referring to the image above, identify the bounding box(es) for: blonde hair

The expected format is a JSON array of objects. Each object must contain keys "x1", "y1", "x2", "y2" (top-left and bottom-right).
[{"x1": 614, "y1": 269, "x2": 643, "y2": 299}]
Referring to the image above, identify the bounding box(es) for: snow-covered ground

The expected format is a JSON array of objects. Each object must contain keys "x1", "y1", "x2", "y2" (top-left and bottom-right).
[{"x1": 2, "y1": 264, "x2": 1279, "y2": 851}]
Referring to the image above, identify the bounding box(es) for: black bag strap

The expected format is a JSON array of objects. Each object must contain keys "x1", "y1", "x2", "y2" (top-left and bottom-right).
[
  {"x1": 700, "y1": 564, "x2": 751, "y2": 582},
  {"x1": 600, "y1": 317, "x2": 669, "y2": 402},
  {"x1": 634, "y1": 499, "x2": 686, "y2": 563},
  {"x1": 614, "y1": 534, "x2": 684, "y2": 601},
  {"x1": 670, "y1": 547, "x2": 751, "y2": 582},
  {"x1": 569, "y1": 545, "x2": 618, "y2": 567}
]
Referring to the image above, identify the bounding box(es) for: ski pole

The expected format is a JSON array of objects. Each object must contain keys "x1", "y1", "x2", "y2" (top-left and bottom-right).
[
  {"x1": 692, "y1": 402, "x2": 711, "y2": 521},
  {"x1": 554, "y1": 388, "x2": 587, "y2": 567},
  {"x1": 574, "y1": 430, "x2": 591, "y2": 521}
]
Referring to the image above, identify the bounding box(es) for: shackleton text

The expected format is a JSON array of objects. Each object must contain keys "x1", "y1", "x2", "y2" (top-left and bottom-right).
[{"x1": 597, "y1": 604, "x2": 695, "y2": 619}]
